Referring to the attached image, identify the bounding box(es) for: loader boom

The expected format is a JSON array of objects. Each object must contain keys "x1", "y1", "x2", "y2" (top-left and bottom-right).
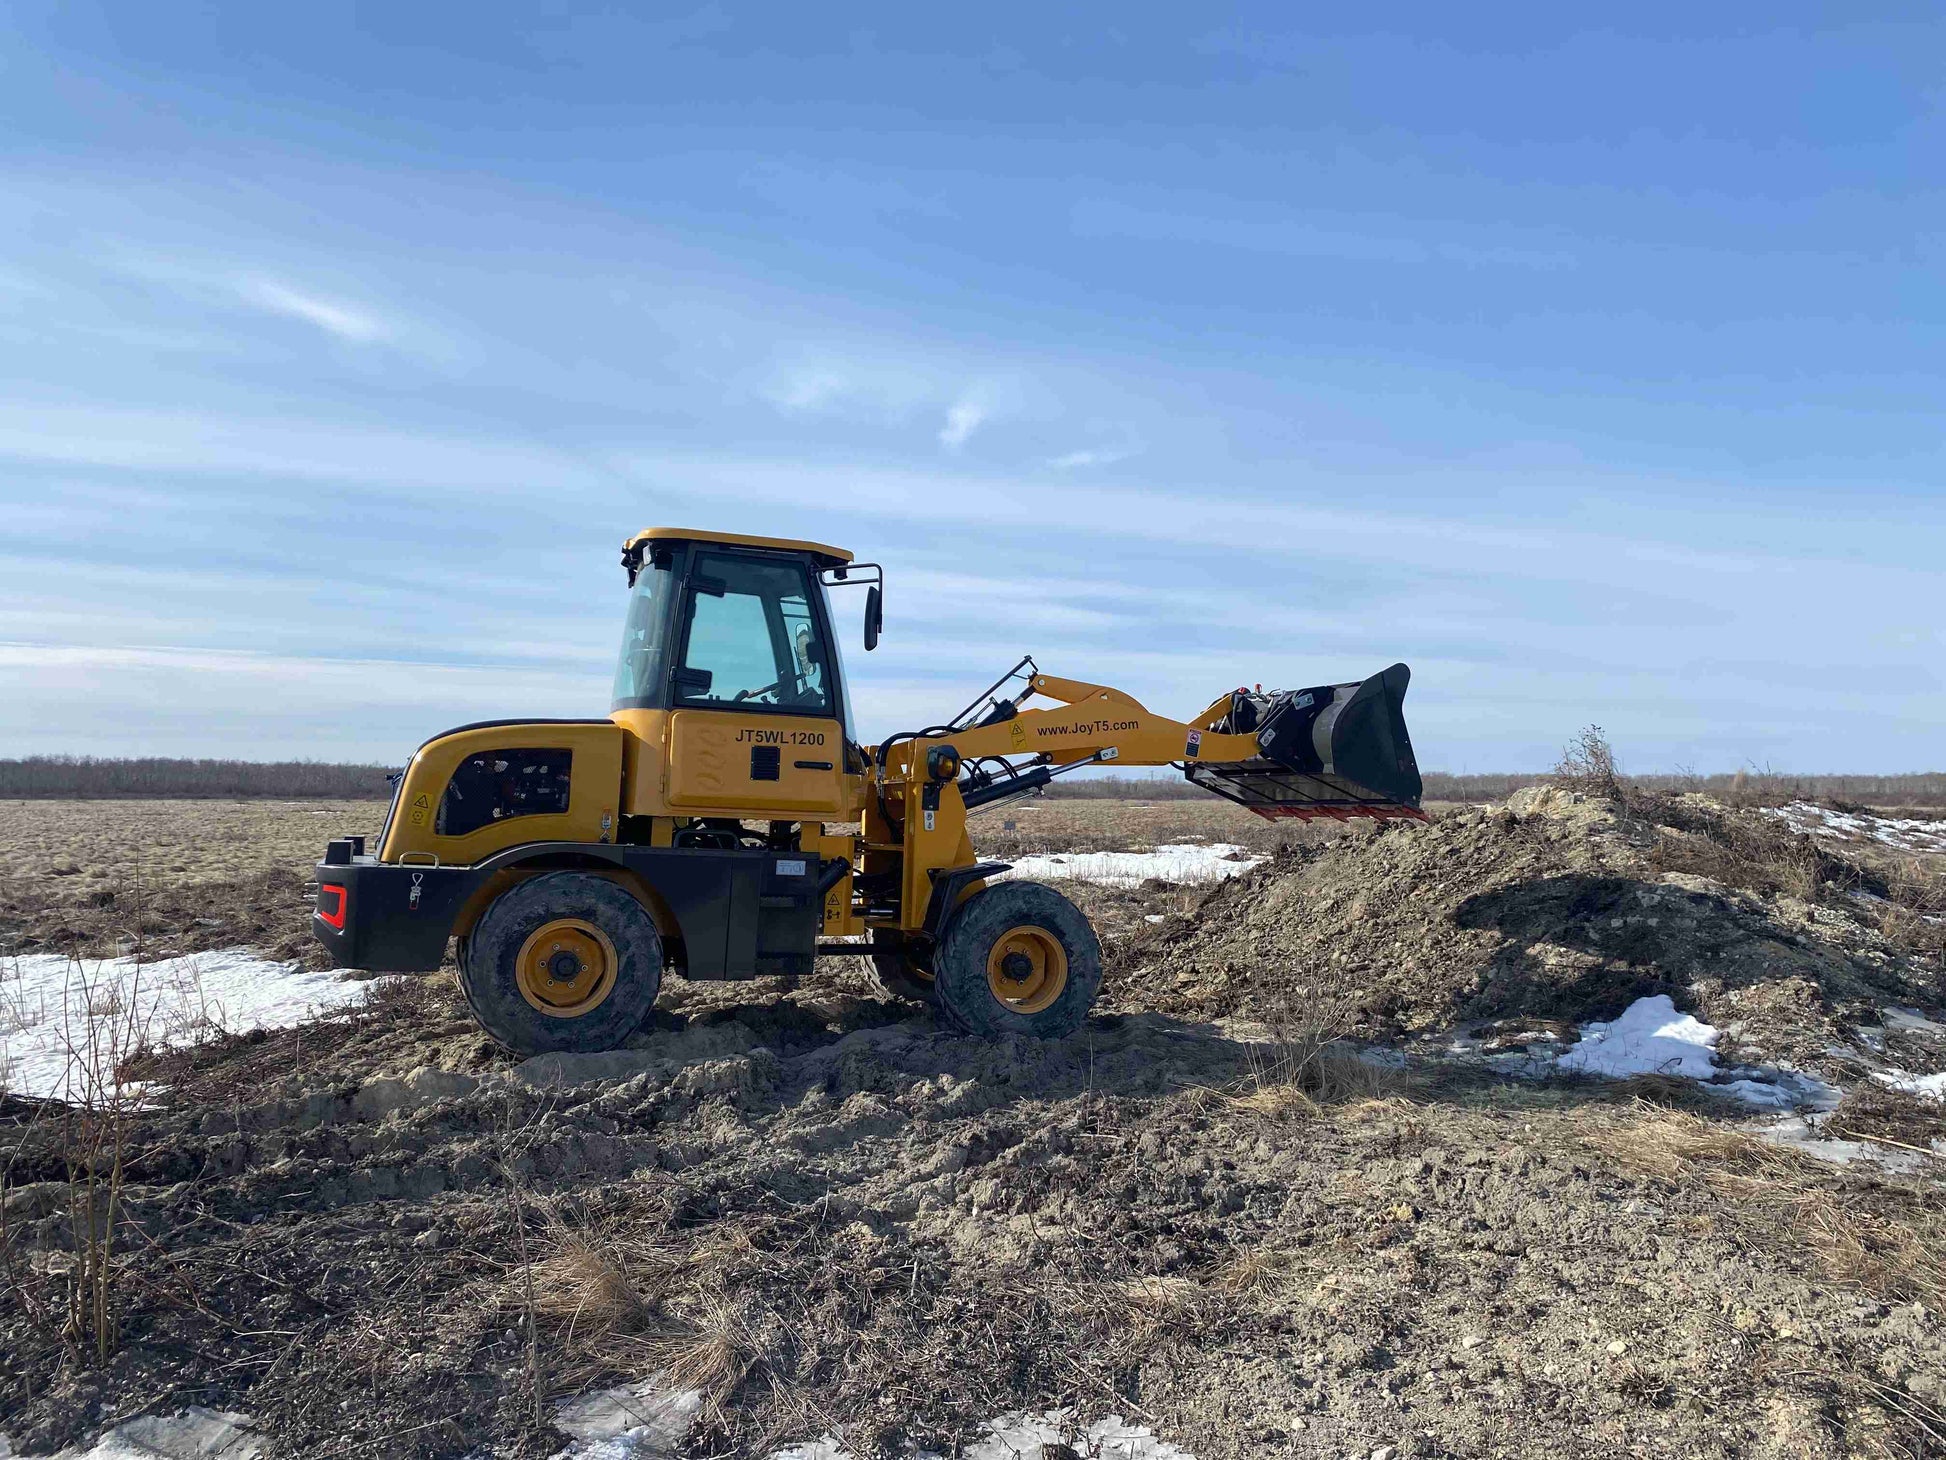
[{"x1": 871, "y1": 664, "x2": 1423, "y2": 933}]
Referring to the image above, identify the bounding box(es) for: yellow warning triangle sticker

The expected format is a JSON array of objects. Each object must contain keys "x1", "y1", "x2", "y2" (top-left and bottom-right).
[{"x1": 412, "y1": 793, "x2": 431, "y2": 807}]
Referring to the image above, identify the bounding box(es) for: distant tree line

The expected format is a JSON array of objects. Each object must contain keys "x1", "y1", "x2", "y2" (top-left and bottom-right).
[
  {"x1": 1, "y1": 756, "x2": 1940, "y2": 808},
  {"x1": 0, "y1": 756, "x2": 396, "y2": 800}
]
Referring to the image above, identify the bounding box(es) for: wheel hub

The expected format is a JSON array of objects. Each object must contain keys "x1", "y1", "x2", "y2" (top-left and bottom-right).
[
  {"x1": 515, "y1": 918, "x2": 619, "y2": 1018},
  {"x1": 985, "y1": 925, "x2": 1069, "y2": 1015}
]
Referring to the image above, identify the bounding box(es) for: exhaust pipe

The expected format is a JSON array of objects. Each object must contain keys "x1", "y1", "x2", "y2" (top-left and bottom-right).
[{"x1": 1186, "y1": 663, "x2": 1425, "y2": 821}]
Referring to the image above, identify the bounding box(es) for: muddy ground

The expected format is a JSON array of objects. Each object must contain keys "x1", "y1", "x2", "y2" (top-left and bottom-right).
[{"x1": 3, "y1": 794, "x2": 1945, "y2": 1459}]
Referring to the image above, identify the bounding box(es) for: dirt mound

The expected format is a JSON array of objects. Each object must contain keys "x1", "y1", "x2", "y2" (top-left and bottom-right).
[{"x1": 1125, "y1": 788, "x2": 1943, "y2": 1074}]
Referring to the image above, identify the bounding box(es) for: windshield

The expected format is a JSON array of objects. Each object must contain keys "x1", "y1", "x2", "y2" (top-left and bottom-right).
[
  {"x1": 674, "y1": 552, "x2": 833, "y2": 715},
  {"x1": 610, "y1": 556, "x2": 674, "y2": 709}
]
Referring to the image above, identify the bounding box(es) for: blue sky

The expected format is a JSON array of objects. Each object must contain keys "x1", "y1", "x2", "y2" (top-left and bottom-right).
[{"x1": 1, "y1": 4, "x2": 1940, "y2": 771}]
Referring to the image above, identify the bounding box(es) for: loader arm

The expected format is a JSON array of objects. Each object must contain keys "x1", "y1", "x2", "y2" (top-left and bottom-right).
[
  {"x1": 928, "y1": 672, "x2": 1260, "y2": 768},
  {"x1": 874, "y1": 662, "x2": 1424, "y2": 933}
]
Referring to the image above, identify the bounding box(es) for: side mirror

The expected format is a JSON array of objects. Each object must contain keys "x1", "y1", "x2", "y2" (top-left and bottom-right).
[{"x1": 864, "y1": 585, "x2": 882, "y2": 651}]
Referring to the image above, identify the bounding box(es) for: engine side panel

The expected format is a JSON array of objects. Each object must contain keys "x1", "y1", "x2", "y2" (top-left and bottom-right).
[{"x1": 378, "y1": 722, "x2": 626, "y2": 864}]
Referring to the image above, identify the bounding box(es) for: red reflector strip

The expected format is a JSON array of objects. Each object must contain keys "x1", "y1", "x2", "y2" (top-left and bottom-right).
[
  {"x1": 1246, "y1": 804, "x2": 1429, "y2": 823},
  {"x1": 317, "y1": 883, "x2": 347, "y2": 929}
]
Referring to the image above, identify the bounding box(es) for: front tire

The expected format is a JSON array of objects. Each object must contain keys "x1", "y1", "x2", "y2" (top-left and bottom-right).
[
  {"x1": 869, "y1": 931, "x2": 936, "y2": 1002},
  {"x1": 931, "y1": 881, "x2": 1102, "y2": 1039},
  {"x1": 461, "y1": 871, "x2": 663, "y2": 1054}
]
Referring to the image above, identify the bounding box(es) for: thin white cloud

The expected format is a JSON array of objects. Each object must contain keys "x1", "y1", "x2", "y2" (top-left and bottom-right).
[
  {"x1": 939, "y1": 396, "x2": 987, "y2": 449},
  {"x1": 768, "y1": 365, "x2": 855, "y2": 413},
  {"x1": 237, "y1": 278, "x2": 390, "y2": 342},
  {"x1": 1046, "y1": 446, "x2": 1135, "y2": 469}
]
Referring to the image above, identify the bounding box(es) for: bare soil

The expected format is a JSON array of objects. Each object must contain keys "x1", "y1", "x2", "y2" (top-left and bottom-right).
[{"x1": 3, "y1": 797, "x2": 1944, "y2": 1459}]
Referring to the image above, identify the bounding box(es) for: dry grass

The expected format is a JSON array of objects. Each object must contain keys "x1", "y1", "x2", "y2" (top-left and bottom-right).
[
  {"x1": 498, "y1": 1206, "x2": 759, "y2": 1421},
  {"x1": 1640, "y1": 791, "x2": 1868, "y2": 903},
  {"x1": 1585, "y1": 1108, "x2": 1946, "y2": 1313},
  {"x1": 1583, "y1": 1106, "x2": 1814, "y2": 1182},
  {"x1": 0, "y1": 800, "x2": 382, "y2": 960},
  {"x1": 0, "y1": 798, "x2": 382, "y2": 887},
  {"x1": 1220, "y1": 1040, "x2": 1407, "y2": 1119},
  {"x1": 1554, "y1": 724, "x2": 1625, "y2": 804},
  {"x1": 1635, "y1": 793, "x2": 1946, "y2": 981},
  {"x1": 1824, "y1": 1082, "x2": 1946, "y2": 1155},
  {"x1": 1200, "y1": 974, "x2": 1415, "y2": 1121},
  {"x1": 0, "y1": 794, "x2": 379, "y2": 965},
  {"x1": 0, "y1": 957, "x2": 157, "y2": 1366}
]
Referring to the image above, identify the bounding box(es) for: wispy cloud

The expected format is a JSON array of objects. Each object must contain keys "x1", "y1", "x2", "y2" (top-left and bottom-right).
[
  {"x1": 236, "y1": 278, "x2": 390, "y2": 342},
  {"x1": 938, "y1": 395, "x2": 987, "y2": 448},
  {"x1": 1046, "y1": 445, "x2": 1136, "y2": 469}
]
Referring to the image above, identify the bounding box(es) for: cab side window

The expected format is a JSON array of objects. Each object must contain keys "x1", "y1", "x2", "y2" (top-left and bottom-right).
[
  {"x1": 437, "y1": 749, "x2": 573, "y2": 837},
  {"x1": 676, "y1": 553, "x2": 833, "y2": 714}
]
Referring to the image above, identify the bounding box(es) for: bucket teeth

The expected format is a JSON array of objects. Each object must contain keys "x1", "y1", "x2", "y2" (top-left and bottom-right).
[{"x1": 1188, "y1": 663, "x2": 1425, "y2": 822}]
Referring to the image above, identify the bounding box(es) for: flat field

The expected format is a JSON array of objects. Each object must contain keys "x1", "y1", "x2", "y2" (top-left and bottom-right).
[
  {"x1": 0, "y1": 798, "x2": 383, "y2": 962},
  {"x1": 0, "y1": 796, "x2": 1312, "y2": 962}
]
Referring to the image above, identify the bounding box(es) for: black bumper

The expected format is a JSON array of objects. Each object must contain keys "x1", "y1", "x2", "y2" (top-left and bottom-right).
[
  {"x1": 311, "y1": 844, "x2": 836, "y2": 978},
  {"x1": 313, "y1": 860, "x2": 479, "y2": 972}
]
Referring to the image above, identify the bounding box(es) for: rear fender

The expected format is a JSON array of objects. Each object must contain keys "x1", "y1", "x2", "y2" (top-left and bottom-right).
[{"x1": 452, "y1": 856, "x2": 681, "y2": 951}]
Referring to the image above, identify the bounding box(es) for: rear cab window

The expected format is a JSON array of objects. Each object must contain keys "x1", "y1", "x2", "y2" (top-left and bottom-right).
[{"x1": 437, "y1": 749, "x2": 573, "y2": 836}]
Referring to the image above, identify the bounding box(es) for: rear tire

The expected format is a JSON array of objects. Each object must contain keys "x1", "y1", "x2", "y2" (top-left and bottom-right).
[
  {"x1": 931, "y1": 881, "x2": 1102, "y2": 1040},
  {"x1": 461, "y1": 871, "x2": 663, "y2": 1055}
]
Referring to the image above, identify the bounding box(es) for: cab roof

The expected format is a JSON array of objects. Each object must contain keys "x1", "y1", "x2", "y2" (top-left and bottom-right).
[{"x1": 625, "y1": 526, "x2": 853, "y2": 569}]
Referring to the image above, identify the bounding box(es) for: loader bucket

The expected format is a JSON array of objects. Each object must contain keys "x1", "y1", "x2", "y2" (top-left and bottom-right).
[{"x1": 1186, "y1": 662, "x2": 1426, "y2": 822}]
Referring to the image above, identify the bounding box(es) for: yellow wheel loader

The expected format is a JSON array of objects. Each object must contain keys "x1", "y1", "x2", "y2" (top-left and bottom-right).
[{"x1": 313, "y1": 527, "x2": 1424, "y2": 1052}]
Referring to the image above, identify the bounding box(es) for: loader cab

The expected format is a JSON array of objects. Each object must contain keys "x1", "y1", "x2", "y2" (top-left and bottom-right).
[{"x1": 611, "y1": 528, "x2": 864, "y2": 819}]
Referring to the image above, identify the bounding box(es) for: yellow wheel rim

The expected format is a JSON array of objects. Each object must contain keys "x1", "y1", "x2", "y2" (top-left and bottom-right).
[
  {"x1": 985, "y1": 924, "x2": 1069, "y2": 1015},
  {"x1": 515, "y1": 918, "x2": 618, "y2": 1018}
]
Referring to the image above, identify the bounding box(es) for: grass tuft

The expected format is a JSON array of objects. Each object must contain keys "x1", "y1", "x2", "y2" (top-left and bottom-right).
[{"x1": 1585, "y1": 1107, "x2": 1946, "y2": 1312}]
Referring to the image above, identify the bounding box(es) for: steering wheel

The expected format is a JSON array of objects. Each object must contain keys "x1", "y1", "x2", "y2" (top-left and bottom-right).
[{"x1": 734, "y1": 673, "x2": 818, "y2": 707}]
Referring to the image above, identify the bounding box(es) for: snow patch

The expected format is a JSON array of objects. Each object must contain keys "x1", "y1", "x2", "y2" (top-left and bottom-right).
[
  {"x1": 771, "y1": 1411, "x2": 1196, "y2": 1460},
  {"x1": 42, "y1": 1407, "x2": 261, "y2": 1459},
  {"x1": 1001, "y1": 843, "x2": 1263, "y2": 889},
  {"x1": 1557, "y1": 995, "x2": 1720, "y2": 1080},
  {"x1": 1762, "y1": 801, "x2": 1946, "y2": 855},
  {"x1": 1755, "y1": 1115, "x2": 1931, "y2": 1174},
  {"x1": 1872, "y1": 1068, "x2": 1946, "y2": 1101},
  {"x1": 547, "y1": 1382, "x2": 703, "y2": 1459},
  {"x1": 954, "y1": 1411, "x2": 1196, "y2": 1460},
  {"x1": 1549, "y1": 996, "x2": 1837, "y2": 1109},
  {"x1": 0, "y1": 949, "x2": 373, "y2": 1102},
  {"x1": 540, "y1": 1390, "x2": 1195, "y2": 1460}
]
